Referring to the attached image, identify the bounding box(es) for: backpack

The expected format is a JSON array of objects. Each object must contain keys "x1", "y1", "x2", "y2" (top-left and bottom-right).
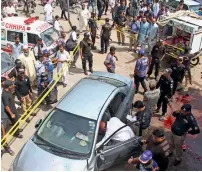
[{"x1": 65, "y1": 32, "x2": 77, "y2": 52}]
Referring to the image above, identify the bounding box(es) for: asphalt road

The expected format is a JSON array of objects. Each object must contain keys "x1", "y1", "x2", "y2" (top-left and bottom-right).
[{"x1": 1, "y1": 2, "x2": 202, "y2": 171}]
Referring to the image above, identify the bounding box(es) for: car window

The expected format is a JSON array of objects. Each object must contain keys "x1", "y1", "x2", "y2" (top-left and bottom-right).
[
  {"x1": 1, "y1": 52, "x2": 14, "y2": 75},
  {"x1": 36, "y1": 109, "x2": 96, "y2": 155},
  {"x1": 189, "y1": 5, "x2": 201, "y2": 11},
  {"x1": 1, "y1": 29, "x2": 6, "y2": 41},
  {"x1": 7, "y1": 31, "x2": 23, "y2": 43},
  {"x1": 108, "y1": 93, "x2": 126, "y2": 117},
  {"x1": 28, "y1": 33, "x2": 39, "y2": 45}
]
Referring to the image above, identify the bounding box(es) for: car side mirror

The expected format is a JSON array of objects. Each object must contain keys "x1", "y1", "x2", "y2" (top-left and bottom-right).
[{"x1": 35, "y1": 119, "x2": 42, "y2": 128}]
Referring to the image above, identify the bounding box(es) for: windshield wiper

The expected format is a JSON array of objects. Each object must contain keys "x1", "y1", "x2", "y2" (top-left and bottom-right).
[{"x1": 33, "y1": 140, "x2": 85, "y2": 156}]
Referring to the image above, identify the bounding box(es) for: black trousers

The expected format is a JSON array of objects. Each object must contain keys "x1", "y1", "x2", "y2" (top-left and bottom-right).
[
  {"x1": 134, "y1": 75, "x2": 147, "y2": 93},
  {"x1": 172, "y1": 80, "x2": 178, "y2": 96},
  {"x1": 91, "y1": 34, "x2": 96, "y2": 45},
  {"x1": 104, "y1": 1, "x2": 109, "y2": 14},
  {"x1": 7, "y1": 113, "x2": 20, "y2": 135},
  {"x1": 101, "y1": 37, "x2": 109, "y2": 53},
  {"x1": 157, "y1": 94, "x2": 168, "y2": 114},
  {"x1": 82, "y1": 55, "x2": 93, "y2": 71},
  {"x1": 61, "y1": 10, "x2": 68, "y2": 20},
  {"x1": 147, "y1": 58, "x2": 160, "y2": 78}
]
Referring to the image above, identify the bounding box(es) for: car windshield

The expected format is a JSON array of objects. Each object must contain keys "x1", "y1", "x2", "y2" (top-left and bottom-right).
[
  {"x1": 36, "y1": 109, "x2": 96, "y2": 155},
  {"x1": 1, "y1": 52, "x2": 14, "y2": 75},
  {"x1": 189, "y1": 5, "x2": 201, "y2": 11},
  {"x1": 40, "y1": 27, "x2": 60, "y2": 47}
]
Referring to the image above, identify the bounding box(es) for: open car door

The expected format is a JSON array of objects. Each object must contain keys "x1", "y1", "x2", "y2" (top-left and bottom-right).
[{"x1": 96, "y1": 122, "x2": 142, "y2": 171}]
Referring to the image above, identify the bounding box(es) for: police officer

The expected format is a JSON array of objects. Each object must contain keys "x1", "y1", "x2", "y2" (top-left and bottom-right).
[
  {"x1": 88, "y1": 12, "x2": 98, "y2": 50},
  {"x1": 147, "y1": 40, "x2": 166, "y2": 81},
  {"x1": 155, "y1": 68, "x2": 173, "y2": 121},
  {"x1": 34, "y1": 38, "x2": 43, "y2": 60},
  {"x1": 114, "y1": 11, "x2": 127, "y2": 45},
  {"x1": 100, "y1": 18, "x2": 112, "y2": 54},
  {"x1": 170, "y1": 57, "x2": 185, "y2": 95},
  {"x1": 171, "y1": 104, "x2": 200, "y2": 166},
  {"x1": 35, "y1": 55, "x2": 46, "y2": 95},
  {"x1": 80, "y1": 32, "x2": 93, "y2": 75},
  {"x1": 134, "y1": 49, "x2": 149, "y2": 94}
]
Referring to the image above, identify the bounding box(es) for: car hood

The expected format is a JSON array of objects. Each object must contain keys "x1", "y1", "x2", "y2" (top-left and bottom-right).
[{"x1": 13, "y1": 140, "x2": 88, "y2": 171}]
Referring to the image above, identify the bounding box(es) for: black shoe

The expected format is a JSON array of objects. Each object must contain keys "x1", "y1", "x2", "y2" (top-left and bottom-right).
[
  {"x1": 5, "y1": 147, "x2": 15, "y2": 156},
  {"x1": 84, "y1": 71, "x2": 88, "y2": 75},
  {"x1": 26, "y1": 118, "x2": 30, "y2": 123},
  {"x1": 31, "y1": 112, "x2": 37, "y2": 116},
  {"x1": 63, "y1": 83, "x2": 67, "y2": 88},
  {"x1": 18, "y1": 128, "x2": 23, "y2": 132},
  {"x1": 122, "y1": 43, "x2": 125, "y2": 46},
  {"x1": 89, "y1": 69, "x2": 93, "y2": 73},
  {"x1": 99, "y1": 51, "x2": 104, "y2": 54},
  {"x1": 173, "y1": 160, "x2": 181, "y2": 166},
  {"x1": 154, "y1": 109, "x2": 160, "y2": 113},
  {"x1": 118, "y1": 42, "x2": 121, "y2": 45},
  {"x1": 104, "y1": 51, "x2": 107, "y2": 53},
  {"x1": 14, "y1": 134, "x2": 23, "y2": 139}
]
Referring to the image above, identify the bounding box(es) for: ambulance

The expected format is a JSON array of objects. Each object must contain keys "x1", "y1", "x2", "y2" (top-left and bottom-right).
[{"x1": 1, "y1": 16, "x2": 60, "y2": 58}]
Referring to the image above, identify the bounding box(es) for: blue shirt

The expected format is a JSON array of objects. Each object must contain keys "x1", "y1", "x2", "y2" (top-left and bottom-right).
[
  {"x1": 135, "y1": 57, "x2": 149, "y2": 77},
  {"x1": 139, "y1": 160, "x2": 159, "y2": 171},
  {"x1": 35, "y1": 60, "x2": 46, "y2": 77},
  {"x1": 45, "y1": 58, "x2": 54, "y2": 72},
  {"x1": 197, "y1": 11, "x2": 202, "y2": 16},
  {"x1": 11, "y1": 43, "x2": 23, "y2": 60},
  {"x1": 38, "y1": 78, "x2": 52, "y2": 90},
  {"x1": 130, "y1": 21, "x2": 140, "y2": 33}
]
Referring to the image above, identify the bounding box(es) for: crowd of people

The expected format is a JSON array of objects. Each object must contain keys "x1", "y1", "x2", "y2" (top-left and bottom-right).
[{"x1": 1, "y1": 0, "x2": 201, "y2": 170}]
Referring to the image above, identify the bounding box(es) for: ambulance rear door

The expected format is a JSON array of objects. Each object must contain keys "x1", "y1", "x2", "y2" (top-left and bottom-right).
[{"x1": 191, "y1": 32, "x2": 202, "y2": 54}]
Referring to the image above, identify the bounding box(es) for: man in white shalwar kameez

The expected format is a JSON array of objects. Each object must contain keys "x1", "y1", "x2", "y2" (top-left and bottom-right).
[
  {"x1": 56, "y1": 44, "x2": 71, "y2": 87},
  {"x1": 77, "y1": 4, "x2": 91, "y2": 33},
  {"x1": 44, "y1": 0, "x2": 53, "y2": 23},
  {"x1": 18, "y1": 45, "x2": 36, "y2": 86}
]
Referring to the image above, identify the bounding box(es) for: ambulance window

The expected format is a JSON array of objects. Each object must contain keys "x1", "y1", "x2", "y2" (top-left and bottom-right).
[
  {"x1": 1, "y1": 29, "x2": 6, "y2": 41},
  {"x1": 28, "y1": 33, "x2": 39, "y2": 45},
  {"x1": 7, "y1": 31, "x2": 23, "y2": 43}
]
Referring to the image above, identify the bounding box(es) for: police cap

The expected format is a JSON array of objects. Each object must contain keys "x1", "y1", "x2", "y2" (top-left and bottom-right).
[
  {"x1": 181, "y1": 104, "x2": 192, "y2": 112},
  {"x1": 164, "y1": 68, "x2": 172, "y2": 74}
]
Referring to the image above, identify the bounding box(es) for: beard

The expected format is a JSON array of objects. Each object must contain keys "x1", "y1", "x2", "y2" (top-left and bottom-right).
[{"x1": 24, "y1": 51, "x2": 29, "y2": 57}]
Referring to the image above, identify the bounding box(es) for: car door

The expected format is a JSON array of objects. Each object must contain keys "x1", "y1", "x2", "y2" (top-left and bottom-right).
[{"x1": 96, "y1": 131, "x2": 141, "y2": 171}]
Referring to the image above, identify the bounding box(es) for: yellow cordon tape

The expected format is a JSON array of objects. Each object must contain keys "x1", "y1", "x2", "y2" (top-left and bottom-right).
[{"x1": 1, "y1": 44, "x2": 79, "y2": 147}]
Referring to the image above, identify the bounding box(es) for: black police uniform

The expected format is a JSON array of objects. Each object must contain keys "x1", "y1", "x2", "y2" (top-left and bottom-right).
[
  {"x1": 100, "y1": 23, "x2": 112, "y2": 53},
  {"x1": 170, "y1": 62, "x2": 185, "y2": 95},
  {"x1": 88, "y1": 18, "x2": 98, "y2": 46},
  {"x1": 171, "y1": 104, "x2": 200, "y2": 162},
  {"x1": 147, "y1": 44, "x2": 165, "y2": 79},
  {"x1": 156, "y1": 75, "x2": 173, "y2": 115},
  {"x1": 80, "y1": 38, "x2": 93, "y2": 73}
]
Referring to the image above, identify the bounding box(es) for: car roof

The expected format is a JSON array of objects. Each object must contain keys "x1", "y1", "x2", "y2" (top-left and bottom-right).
[
  {"x1": 56, "y1": 78, "x2": 117, "y2": 120},
  {"x1": 175, "y1": 0, "x2": 200, "y2": 5}
]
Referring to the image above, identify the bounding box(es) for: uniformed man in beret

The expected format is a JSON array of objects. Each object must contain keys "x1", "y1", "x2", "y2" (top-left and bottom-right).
[{"x1": 170, "y1": 104, "x2": 200, "y2": 166}]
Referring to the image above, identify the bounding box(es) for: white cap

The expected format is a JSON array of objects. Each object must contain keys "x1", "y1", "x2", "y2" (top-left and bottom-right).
[{"x1": 23, "y1": 45, "x2": 28, "y2": 49}]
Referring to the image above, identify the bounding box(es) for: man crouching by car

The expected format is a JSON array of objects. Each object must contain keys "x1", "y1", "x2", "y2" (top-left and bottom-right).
[{"x1": 38, "y1": 72, "x2": 58, "y2": 105}]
